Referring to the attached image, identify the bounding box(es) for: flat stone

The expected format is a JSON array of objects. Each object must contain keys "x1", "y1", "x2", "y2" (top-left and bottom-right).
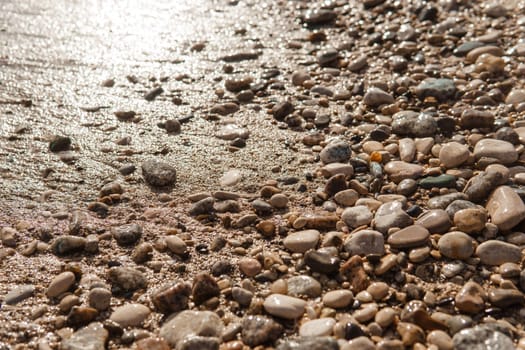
[
  {"x1": 110, "y1": 303, "x2": 150, "y2": 327},
  {"x1": 304, "y1": 249, "x2": 340, "y2": 274},
  {"x1": 299, "y1": 318, "x2": 336, "y2": 337},
  {"x1": 506, "y1": 89, "x2": 525, "y2": 105},
  {"x1": 363, "y1": 87, "x2": 394, "y2": 107},
  {"x1": 142, "y1": 160, "x2": 177, "y2": 187},
  {"x1": 414, "y1": 78, "x2": 456, "y2": 101},
  {"x1": 241, "y1": 315, "x2": 283, "y2": 347},
  {"x1": 61, "y1": 322, "x2": 108, "y2": 350},
  {"x1": 384, "y1": 161, "x2": 424, "y2": 183},
  {"x1": 263, "y1": 294, "x2": 306, "y2": 319},
  {"x1": 438, "y1": 232, "x2": 474, "y2": 260},
  {"x1": 374, "y1": 201, "x2": 413, "y2": 234},
  {"x1": 344, "y1": 229, "x2": 385, "y2": 256},
  {"x1": 488, "y1": 288, "x2": 524, "y2": 307},
  {"x1": 321, "y1": 163, "x2": 354, "y2": 178},
  {"x1": 151, "y1": 282, "x2": 191, "y2": 314},
  {"x1": 159, "y1": 310, "x2": 224, "y2": 348},
  {"x1": 460, "y1": 109, "x2": 494, "y2": 130},
  {"x1": 4, "y1": 284, "x2": 35, "y2": 305},
  {"x1": 419, "y1": 174, "x2": 456, "y2": 189},
  {"x1": 341, "y1": 205, "x2": 373, "y2": 228},
  {"x1": 88, "y1": 288, "x2": 112, "y2": 311},
  {"x1": 453, "y1": 324, "x2": 514, "y2": 350},
  {"x1": 51, "y1": 236, "x2": 87, "y2": 255},
  {"x1": 322, "y1": 290, "x2": 354, "y2": 308},
  {"x1": 415, "y1": 209, "x2": 451, "y2": 234},
  {"x1": 287, "y1": 275, "x2": 322, "y2": 298},
  {"x1": 334, "y1": 189, "x2": 359, "y2": 206},
  {"x1": 473, "y1": 139, "x2": 517, "y2": 165},
  {"x1": 486, "y1": 185, "x2": 525, "y2": 230},
  {"x1": 476, "y1": 240, "x2": 522, "y2": 265},
  {"x1": 47, "y1": 272, "x2": 76, "y2": 298},
  {"x1": 439, "y1": 142, "x2": 470, "y2": 168},
  {"x1": 276, "y1": 337, "x2": 339, "y2": 350},
  {"x1": 283, "y1": 230, "x2": 320, "y2": 253},
  {"x1": 387, "y1": 225, "x2": 429, "y2": 249},
  {"x1": 108, "y1": 267, "x2": 147, "y2": 294},
  {"x1": 392, "y1": 111, "x2": 438, "y2": 137}
]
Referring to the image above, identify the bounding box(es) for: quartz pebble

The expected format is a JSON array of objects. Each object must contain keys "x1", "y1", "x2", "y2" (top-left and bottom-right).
[
  {"x1": 299, "y1": 318, "x2": 335, "y2": 337},
  {"x1": 283, "y1": 229, "x2": 320, "y2": 253},
  {"x1": 263, "y1": 294, "x2": 306, "y2": 319},
  {"x1": 159, "y1": 310, "x2": 224, "y2": 348},
  {"x1": 110, "y1": 303, "x2": 150, "y2": 327}
]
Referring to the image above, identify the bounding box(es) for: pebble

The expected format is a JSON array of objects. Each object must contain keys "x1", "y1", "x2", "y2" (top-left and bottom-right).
[
  {"x1": 299, "y1": 318, "x2": 335, "y2": 337},
  {"x1": 322, "y1": 290, "x2": 353, "y2": 308},
  {"x1": 304, "y1": 249, "x2": 340, "y2": 274},
  {"x1": 486, "y1": 185, "x2": 525, "y2": 231},
  {"x1": 276, "y1": 337, "x2": 339, "y2": 350},
  {"x1": 439, "y1": 142, "x2": 470, "y2": 168},
  {"x1": 363, "y1": 87, "x2": 394, "y2": 107},
  {"x1": 453, "y1": 324, "x2": 514, "y2": 350},
  {"x1": 341, "y1": 205, "x2": 373, "y2": 228},
  {"x1": 108, "y1": 267, "x2": 147, "y2": 293},
  {"x1": 321, "y1": 163, "x2": 354, "y2": 178},
  {"x1": 4, "y1": 284, "x2": 35, "y2": 305},
  {"x1": 344, "y1": 229, "x2": 385, "y2": 256},
  {"x1": 159, "y1": 310, "x2": 224, "y2": 348},
  {"x1": 453, "y1": 208, "x2": 487, "y2": 234},
  {"x1": 232, "y1": 287, "x2": 253, "y2": 306},
  {"x1": 460, "y1": 109, "x2": 494, "y2": 129},
  {"x1": 455, "y1": 281, "x2": 486, "y2": 314},
  {"x1": 61, "y1": 322, "x2": 108, "y2": 350},
  {"x1": 220, "y1": 169, "x2": 242, "y2": 187},
  {"x1": 415, "y1": 209, "x2": 451, "y2": 234},
  {"x1": 110, "y1": 304, "x2": 150, "y2": 327},
  {"x1": 464, "y1": 172, "x2": 504, "y2": 204},
  {"x1": 88, "y1": 288, "x2": 112, "y2": 311},
  {"x1": 489, "y1": 288, "x2": 524, "y2": 307},
  {"x1": 239, "y1": 257, "x2": 262, "y2": 277},
  {"x1": 476, "y1": 240, "x2": 522, "y2": 265},
  {"x1": 506, "y1": 89, "x2": 525, "y2": 105},
  {"x1": 192, "y1": 273, "x2": 220, "y2": 305},
  {"x1": 384, "y1": 161, "x2": 424, "y2": 183},
  {"x1": 344, "y1": 337, "x2": 376, "y2": 350},
  {"x1": 334, "y1": 189, "x2": 359, "y2": 206},
  {"x1": 141, "y1": 160, "x2": 177, "y2": 187},
  {"x1": 320, "y1": 140, "x2": 352, "y2": 164},
  {"x1": 51, "y1": 236, "x2": 86, "y2": 255},
  {"x1": 263, "y1": 294, "x2": 306, "y2": 319},
  {"x1": 151, "y1": 282, "x2": 191, "y2": 314},
  {"x1": 427, "y1": 330, "x2": 454, "y2": 350},
  {"x1": 165, "y1": 235, "x2": 187, "y2": 255},
  {"x1": 438, "y1": 232, "x2": 474, "y2": 260},
  {"x1": 420, "y1": 174, "x2": 456, "y2": 189},
  {"x1": 414, "y1": 78, "x2": 456, "y2": 101},
  {"x1": 283, "y1": 229, "x2": 320, "y2": 253},
  {"x1": 397, "y1": 322, "x2": 425, "y2": 346},
  {"x1": 47, "y1": 271, "x2": 75, "y2": 298},
  {"x1": 112, "y1": 224, "x2": 142, "y2": 246},
  {"x1": 387, "y1": 225, "x2": 429, "y2": 249},
  {"x1": 287, "y1": 275, "x2": 321, "y2": 297},
  {"x1": 241, "y1": 315, "x2": 282, "y2": 347},
  {"x1": 392, "y1": 111, "x2": 438, "y2": 137},
  {"x1": 375, "y1": 307, "x2": 396, "y2": 328},
  {"x1": 473, "y1": 139, "x2": 518, "y2": 165},
  {"x1": 374, "y1": 201, "x2": 413, "y2": 234}
]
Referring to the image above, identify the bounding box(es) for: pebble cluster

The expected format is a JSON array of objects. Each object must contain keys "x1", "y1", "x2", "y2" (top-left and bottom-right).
[{"x1": 4, "y1": 0, "x2": 525, "y2": 349}]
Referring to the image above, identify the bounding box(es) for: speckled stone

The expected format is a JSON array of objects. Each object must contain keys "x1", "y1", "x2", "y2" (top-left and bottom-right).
[
  {"x1": 473, "y1": 139, "x2": 517, "y2": 165},
  {"x1": 159, "y1": 310, "x2": 224, "y2": 348},
  {"x1": 344, "y1": 229, "x2": 385, "y2": 256}
]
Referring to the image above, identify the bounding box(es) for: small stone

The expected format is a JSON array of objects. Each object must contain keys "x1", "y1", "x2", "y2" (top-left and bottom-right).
[
  {"x1": 341, "y1": 206, "x2": 373, "y2": 228},
  {"x1": 165, "y1": 119, "x2": 181, "y2": 133},
  {"x1": 276, "y1": 337, "x2": 338, "y2": 350},
  {"x1": 397, "y1": 322, "x2": 425, "y2": 346},
  {"x1": 419, "y1": 174, "x2": 456, "y2": 189},
  {"x1": 47, "y1": 271, "x2": 76, "y2": 298},
  {"x1": 270, "y1": 194, "x2": 288, "y2": 209},
  {"x1": 132, "y1": 243, "x2": 153, "y2": 264},
  {"x1": 324, "y1": 174, "x2": 347, "y2": 197},
  {"x1": 428, "y1": 193, "x2": 468, "y2": 209},
  {"x1": 414, "y1": 78, "x2": 456, "y2": 101},
  {"x1": 239, "y1": 258, "x2": 262, "y2": 277},
  {"x1": 61, "y1": 322, "x2": 108, "y2": 350},
  {"x1": 67, "y1": 306, "x2": 98, "y2": 327},
  {"x1": 241, "y1": 315, "x2": 283, "y2": 347},
  {"x1": 392, "y1": 111, "x2": 438, "y2": 138},
  {"x1": 165, "y1": 235, "x2": 187, "y2": 255},
  {"x1": 283, "y1": 229, "x2": 320, "y2": 253},
  {"x1": 112, "y1": 224, "x2": 142, "y2": 246},
  {"x1": 460, "y1": 109, "x2": 494, "y2": 130},
  {"x1": 345, "y1": 337, "x2": 376, "y2": 350},
  {"x1": 110, "y1": 304, "x2": 150, "y2": 327},
  {"x1": 291, "y1": 71, "x2": 310, "y2": 86},
  {"x1": 142, "y1": 160, "x2": 177, "y2": 187},
  {"x1": 51, "y1": 236, "x2": 86, "y2": 255},
  {"x1": 159, "y1": 310, "x2": 224, "y2": 348},
  {"x1": 455, "y1": 281, "x2": 486, "y2": 314},
  {"x1": 438, "y1": 232, "x2": 474, "y2": 260},
  {"x1": 453, "y1": 324, "x2": 514, "y2": 350},
  {"x1": 232, "y1": 287, "x2": 253, "y2": 307},
  {"x1": 344, "y1": 229, "x2": 385, "y2": 256},
  {"x1": 374, "y1": 201, "x2": 413, "y2": 234},
  {"x1": 88, "y1": 288, "x2": 111, "y2": 311},
  {"x1": 114, "y1": 110, "x2": 136, "y2": 121},
  {"x1": 178, "y1": 336, "x2": 219, "y2": 350},
  {"x1": 299, "y1": 318, "x2": 336, "y2": 337},
  {"x1": 363, "y1": 87, "x2": 394, "y2": 107},
  {"x1": 189, "y1": 197, "x2": 215, "y2": 216},
  {"x1": 427, "y1": 330, "x2": 453, "y2": 350},
  {"x1": 464, "y1": 172, "x2": 503, "y2": 204},
  {"x1": 304, "y1": 249, "x2": 340, "y2": 274},
  {"x1": 367, "y1": 282, "x2": 389, "y2": 301},
  {"x1": 320, "y1": 140, "x2": 352, "y2": 164},
  {"x1": 192, "y1": 273, "x2": 220, "y2": 305},
  {"x1": 135, "y1": 338, "x2": 171, "y2": 350},
  {"x1": 476, "y1": 240, "x2": 522, "y2": 265},
  {"x1": 303, "y1": 9, "x2": 337, "y2": 25},
  {"x1": 387, "y1": 225, "x2": 429, "y2": 249},
  {"x1": 317, "y1": 47, "x2": 339, "y2": 66},
  {"x1": 4, "y1": 285, "x2": 35, "y2": 305},
  {"x1": 384, "y1": 161, "x2": 424, "y2": 183},
  {"x1": 263, "y1": 294, "x2": 306, "y2": 319},
  {"x1": 415, "y1": 209, "x2": 451, "y2": 234},
  {"x1": 506, "y1": 89, "x2": 525, "y2": 105},
  {"x1": 488, "y1": 288, "x2": 524, "y2": 307},
  {"x1": 287, "y1": 275, "x2": 322, "y2": 297},
  {"x1": 439, "y1": 142, "x2": 470, "y2": 168},
  {"x1": 334, "y1": 189, "x2": 359, "y2": 206},
  {"x1": 375, "y1": 307, "x2": 397, "y2": 328},
  {"x1": 144, "y1": 86, "x2": 164, "y2": 101},
  {"x1": 220, "y1": 169, "x2": 242, "y2": 187},
  {"x1": 454, "y1": 208, "x2": 487, "y2": 234},
  {"x1": 49, "y1": 135, "x2": 71, "y2": 152},
  {"x1": 322, "y1": 290, "x2": 354, "y2": 308},
  {"x1": 486, "y1": 186, "x2": 525, "y2": 231},
  {"x1": 272, "y1": 101, "x2": 294, "y2": 120},
  {"x1": 474, "y1": 139, "x2": 517, "y2": 165},
  {"x1": 151, "y1": 282, "x2": 191, "y2": 314},
  {"x1": 108, "y1": 267, "x2": 147, "y2": 294},
  {"x1": 225, "y1": 76, "x2": 252, "y2": 92}
]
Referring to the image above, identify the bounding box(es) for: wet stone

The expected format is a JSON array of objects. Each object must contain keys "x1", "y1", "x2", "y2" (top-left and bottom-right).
[
  {"x1": 486, "y1": 185, "x2": 525, "y2": 231},
  {"x1": 463, "y1": 172, "x2": 503, "y2": 204},
  {"x1": 263, "y1": 294, "x2": 306, "y2": 319},
  {"x1": 415, "y1": 209, "x2": 451, "y2": 234},
  {"x1": 387, "y1": 225, "x2": 429, "y2": 249},
  {"x1": 392, "y1": 111, "x2": 438, "y2": 137},
  {"x1": 141, "y1": 160, "x2": 177, "y2": 187},
  {"x1": 159, "y1": 310, "x2": 224, "y2": 348},
  {"x1": 112, "y1": 224, "x2": 142, "y2": 246},
  {"x1": 322, "y1": 290, "x2": 353, "y2": 309},
  {"x1": 454, "y1": 208, "x2": 487, "y2": 234},
  {"x1": 374, "y1": 201, "x2": 413, "y2": 234},
  {"x1": 341, "y1": 205, "x2": 373, "y2": 228},
  {"x1": 304, "y1": 249, "x2": 340, "y2": 274},
  {"x1": 241, "y1": 315, "x2": 283, "y2": 347},
  {"x1": 473, "y1": 139, "x2": 517, "y2": 165},
  {"x1": 428, "y1": 193, "x2": 468, "y2": 209},
  {"x1": 414, "y1": 78, "x2": 456, "y2": 101},
  {"x1": 476, "y1": 240, "x2": 522, "y2": 265},
  {"x1": 303, "y1": 9, "x2": 337, "y2": 25},
  {"x1": 363, "y1": 87, "x2": 394, "y2": 107},
  {"x1": 61, "y1": 322, "x2": 108, "y2": 350},
  {"x1": 51, "y1": 236, "x2": 86, "y2": 255}
]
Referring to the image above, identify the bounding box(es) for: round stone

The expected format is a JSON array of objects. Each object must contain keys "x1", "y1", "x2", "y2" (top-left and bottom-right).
[
  {"x1": 473, "y1": 139, "x2": 517, "y2": 165},
  {"x1": 341, "y1": 206, "x2": 373, "y2": 228},
  {"x1": 322, "y1": 290, "x2": 354, "y2": 308},
  {"x1": 165, "y1": 235, "x2": 187, "y2": 255},
  {"x1": 476, "y1": 240, "x2": 522, "y2": 265},
  {"x1": 387, "y1": 225, "x2": 429, "y2": 249},
  {"x1": 453, "y1": 208, "x2": 487, "y2": 234},
  {"x1": 263, "y1": 294, "x2": 306, "y2": 319},
  {"x1": 141, "y1": 160, "x2": 177, "y2": 187},
  {"x1": 344, "y1": 229, "x2": 385, "y2": 256},
  {"x1": 439, "y1": 142, "x2": 470, "y2": 168},
  {"x1": 438, "y1": 232, "x2": 474, "y2": 260},
  {"x1": 110, "y1": 303, "x2": 150, "y2": 327},
  {"x1": 88, "y1": 288, "x2": 112, "y2": 311},
  {"x1": 238, "y1": 258, "x2": 262, "y2": 277},
  {"x1": 47, "y1": 272, "x2": 76, "y2": 298},
  {"x1": 299, "y1": 318, "x2": 336, "y2": 337},
  {"x1": 283, "y1": 230, "x2": 320, "y2": 253}
]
